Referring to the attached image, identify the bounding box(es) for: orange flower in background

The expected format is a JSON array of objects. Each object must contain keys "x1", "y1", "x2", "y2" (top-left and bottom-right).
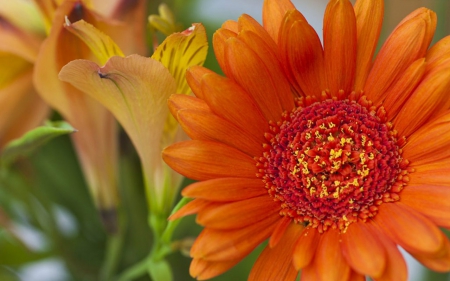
[
  {"x1": 163, "y1": 0, "x2": 450, "y2": 280},
  {"x1": 0, "y1": 1, "x2": 49, "y2": 149}
]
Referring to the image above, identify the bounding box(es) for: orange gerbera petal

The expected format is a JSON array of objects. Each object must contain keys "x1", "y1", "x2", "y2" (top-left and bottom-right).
[
  {"x1": 400, "y1": 184, "x2": 450, "y2": 228},
  {"x1": 168, "y1": 94, "x2": 211, "y2": 122},
  {"x1": 238, "y1": 14, "x2": 278, "y2": 56},
  {"x1": 191, "y1": 213, "x2": 279, "y2": 261},
  {"x1": 185, "y1": 65, "x2": 215, "y2": 100},
  {"x1": 394, "y1": 69, "x2": 450, "y2": 137},
  {"x1": 196, "y1": 196, "x2": 279, "y2": 229},
  {"x1": 279, "y1": 10, "x2": 325, "y2": 97},
  {"x1": 353, "y1": 0, "x2": 384, "y2": 91},
  {"x1": 376, "y1": 203, "x2": 445, "y2": 255},
  {"x1": 382, "y1": 58, "x2": 426, "y2": 119},
  {"x1": 162, "y1": 140, "x2": 257, "y2": 181},
  {"x1": 341, "y1": 223, "x2": 386, "y2": 278},
  {"x1": 292, "y1": 227, "x2": 320, "y2": 270},
  {"x1": 364, "y1": 8, "x2": 436, "y2": 104},
  {"x1": 224, "y1": 37, "x2": 286, "y2": 121},
  {"x1": 212, "y1": 27, "x2": 237, "y2": 76},
  {"x1": 412, "y1": 237, "x2": 450, "y2": 272},
  {"x1": 235, "y1": 29, "x2": 295, "y2": 112},
  {"x1": 248, "y1": 223, "x2": 302, "y2": 281},
  {"x1": 200, "y1": 72, "x2": 268, "y2": 139},
  {"x1": 262, "y1": 0, "x2": 296, "y2": 43},
  {"x1": 182, "y1": 178, "x2": 266, "y2": 202},
  {"x1": 403, "y1": 110, "x2": 450, "y2": 164},
  {"x1": 269, "y1": 216, "x2": 292, "y2": 248},
  {"x1": 426, "y1": 35, "x2": 450, "y2": 71},
  {"x1": 367, "y1": 222, "x2": 408, "y2": 281},
  {"x1": 315, "y1": 229, "x2": 351, "y2": 281},
  {"x1": 169, "y1": 199, "x2": 213, "y2": 221},
  {"x1": 190, "y1": 258, "x2": 240, "y2": 281},
  {"x1": 177, "y1": 109, "x2": 263, "y2": 156},
  {"x1": 323, "y1": 0, "x2": 357, "y2": 96},
  {"x1": 222, "y1": 20, "x2": 238, "y2": 33}
]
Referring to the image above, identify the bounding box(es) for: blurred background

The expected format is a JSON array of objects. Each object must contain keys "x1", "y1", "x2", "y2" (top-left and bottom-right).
[{"x1": 0, "y1": 0, "x2": 449, "y2": 280}]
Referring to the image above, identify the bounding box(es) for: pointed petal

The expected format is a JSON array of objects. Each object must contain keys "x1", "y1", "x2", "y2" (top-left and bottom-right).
[
  {"x1": 400, "y1": 184, "x2": 450, "y2": 228},
  {"x1": 269, "y1": 216, "x2": 292, "y2": 248},
  {"x1": 64, "y1": 19, "x2": 124, "y2": 65},
  {"x1": 196, "y1": 196, "x2": 279, "y2": 229},
  {"x1": 341, "y1": 223, "x2": 386, "y2": 278},
  {"x1": 316, "y1": 229, "x2": 351, "y2": 281},
  {"x1": 236, "y1": 29, "x2": 295, "y2": 112},
  {"x1": 382, "y1": 58, "x2": 426, "y2": 119},
  {"x1": 225, "y1": 37, "x2": 285, "y2": 121},
  {"x1": 426, "y1": 35, "x2": 450, "y2": 72},
  {"x1": 200, "y1": 72, "x2": 268, "y2": 140},
  {"x1": 168, "y1": 199, "x2": 212, "y2": 221},
  {"x1": 353, "y1": 0, "x2": 384, "y2": 91},
  {"x1": 367, "y1": 222, "x2": 408, "y2": 281},
  {"x1": 248, "y1": 222, "x2": 302, "y2": 281},
  {"x1": 394, "y1": 67, "x2": 450, "y2": 137},
  {"x1": 191, "y1": 213, "x2": 279, "y2": 261},
  {"x1": 190, "y1": 258, "x2": 240, "y2": 280},
  {"x1": 222, "y1": 20, "x2": 238, "y2": 33},
  {"x1": 364, "y1": 8, "x2": 436, "y2": 104},
  {"x1": 152, "y1": 23, "x2": 208, "y2": 95},
  {"x1": 279, "y1": 10, "x2": 325, "y2": 97},
  {"x1": 168, "y1": 94, "x2": 211, "y2": 122},
  {"x1": 412, "y1": 236, "x2": 450, "y2": 272},
  {"x1": 182, "y1": 178, "x2": 266, "y2": 202},
  {"x1": 403, "y1": 110, "x2": 450, "y2": 164},
  {"x1": 262, "y1": 0, "x2": 296, "y2": 43},
  {"x1": 376, "y1": 202, "x2": 445, "y2": 255},
  {"x1": 292, "y1": 227, "x2": 320, "y2": 269},
  {"x1": 212, "y1": 28, "x2": 237, "y2": 76},
  {"x1": 323, "y1": 0, "x2": 357, "y2": 96},
  {"x1": 162, "y1": 140, "x2": 257, "y2": 181},
  {"x1": 185, "y1": 65, "x2": 214, "y2": 100},
  {"x1": 177, "y1": 109, "x2": 263, "y2": 156},
  {"x1": 238, "y1": 14, "x2": 278, "y2": 56}
]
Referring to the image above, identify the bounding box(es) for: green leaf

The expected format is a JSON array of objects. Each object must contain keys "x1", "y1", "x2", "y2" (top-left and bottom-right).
[{"x1": 1, "y1": 121, "x2": 76, "y2": 165}]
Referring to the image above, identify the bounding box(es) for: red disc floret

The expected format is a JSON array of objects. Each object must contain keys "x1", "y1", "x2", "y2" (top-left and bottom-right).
[{"x1": 258, "y1": 99, "x2": 408, "y2": 233}]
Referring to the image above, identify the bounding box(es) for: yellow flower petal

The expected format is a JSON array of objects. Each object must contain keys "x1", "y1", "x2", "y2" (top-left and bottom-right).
[
  {"x1": 64, "y1": 18, "x2": 124, "y2": 65},
  {"x1": 151, "y1": 23, "x2": 208, "y2": 95}
]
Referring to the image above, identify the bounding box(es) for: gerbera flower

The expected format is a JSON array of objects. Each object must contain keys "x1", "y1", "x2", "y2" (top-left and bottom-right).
[{"x1": 163, "y1": 0, "x2": 450, "y2": 280}]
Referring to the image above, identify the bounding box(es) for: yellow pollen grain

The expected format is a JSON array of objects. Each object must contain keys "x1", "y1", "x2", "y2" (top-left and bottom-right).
[
  {"x1": 319, "y1": 123, "x2": 327, "y2": 130},
  {"x1": 310, "y1": 186, "x2": 316, "y2": 196},
  {"x1": 348, "y1": 126, "x2": 354, "y2": 133},
  {"x1": 328, "y1": 122, "x2": 336, "y2": 128},
  {"x1": 359, "y1": 153, "x2": 366, "y2": 164},
  {"x1": 343, "y1": 214, "x2": 348, "y2": 221},
  {"x1": 320, "y1": 184, "x2": 328, "y2": 198},
  {"x1": 307, "y1": 120, "x2": 313, "y2": 128},
  {"x1": 368, "y1": 152, "x2": 374, "y2": 160},
  {"x1": 361, "y1": 135, "x2": 367, "y2": 146},
  {"x1": 315, "y1": 131, "x2": 321, "y2": 139},
  {"x1": 340, "y1": 138, "x2": 346, "y2": 146},
  {"x1": 351, "y1": 178, "x2": 359, "y2": 186},
  {"x1": 305, "y1": 132, "x2": 311, "y2": 140},
  {"x1": 349, "y1": 198, "x2": 354, "y2": 204},
  {"x1": 367, "y1": 141, "x2": 373, "y2": 146},
  {"x1": 328, "y1": 133, "x2": 335, "y2": 141}
]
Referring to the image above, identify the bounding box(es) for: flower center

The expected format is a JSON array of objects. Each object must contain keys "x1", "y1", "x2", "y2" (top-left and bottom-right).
[{"x1": 258, "y1": 99, "x2": 409, "y2": 233}]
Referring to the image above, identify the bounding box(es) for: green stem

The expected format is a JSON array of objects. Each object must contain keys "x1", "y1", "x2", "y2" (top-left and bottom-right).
[
  {"x1": 100, "y1": 230, "x2": 124, "y2": 281},
  {"x1": 116, "y1": 254, "x2": 151, "y2": 281}
]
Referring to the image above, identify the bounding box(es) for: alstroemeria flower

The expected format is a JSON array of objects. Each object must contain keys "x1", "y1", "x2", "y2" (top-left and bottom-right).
[
  {"x1": 0, "y1": 1, "x2": 48, "y2": 149},
  {"x1": 58, "y1": 24, "x2": 208, "y2": 222},
  {"x1": 32, "y1": 0, "x2": 147, "y2": 231}
]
